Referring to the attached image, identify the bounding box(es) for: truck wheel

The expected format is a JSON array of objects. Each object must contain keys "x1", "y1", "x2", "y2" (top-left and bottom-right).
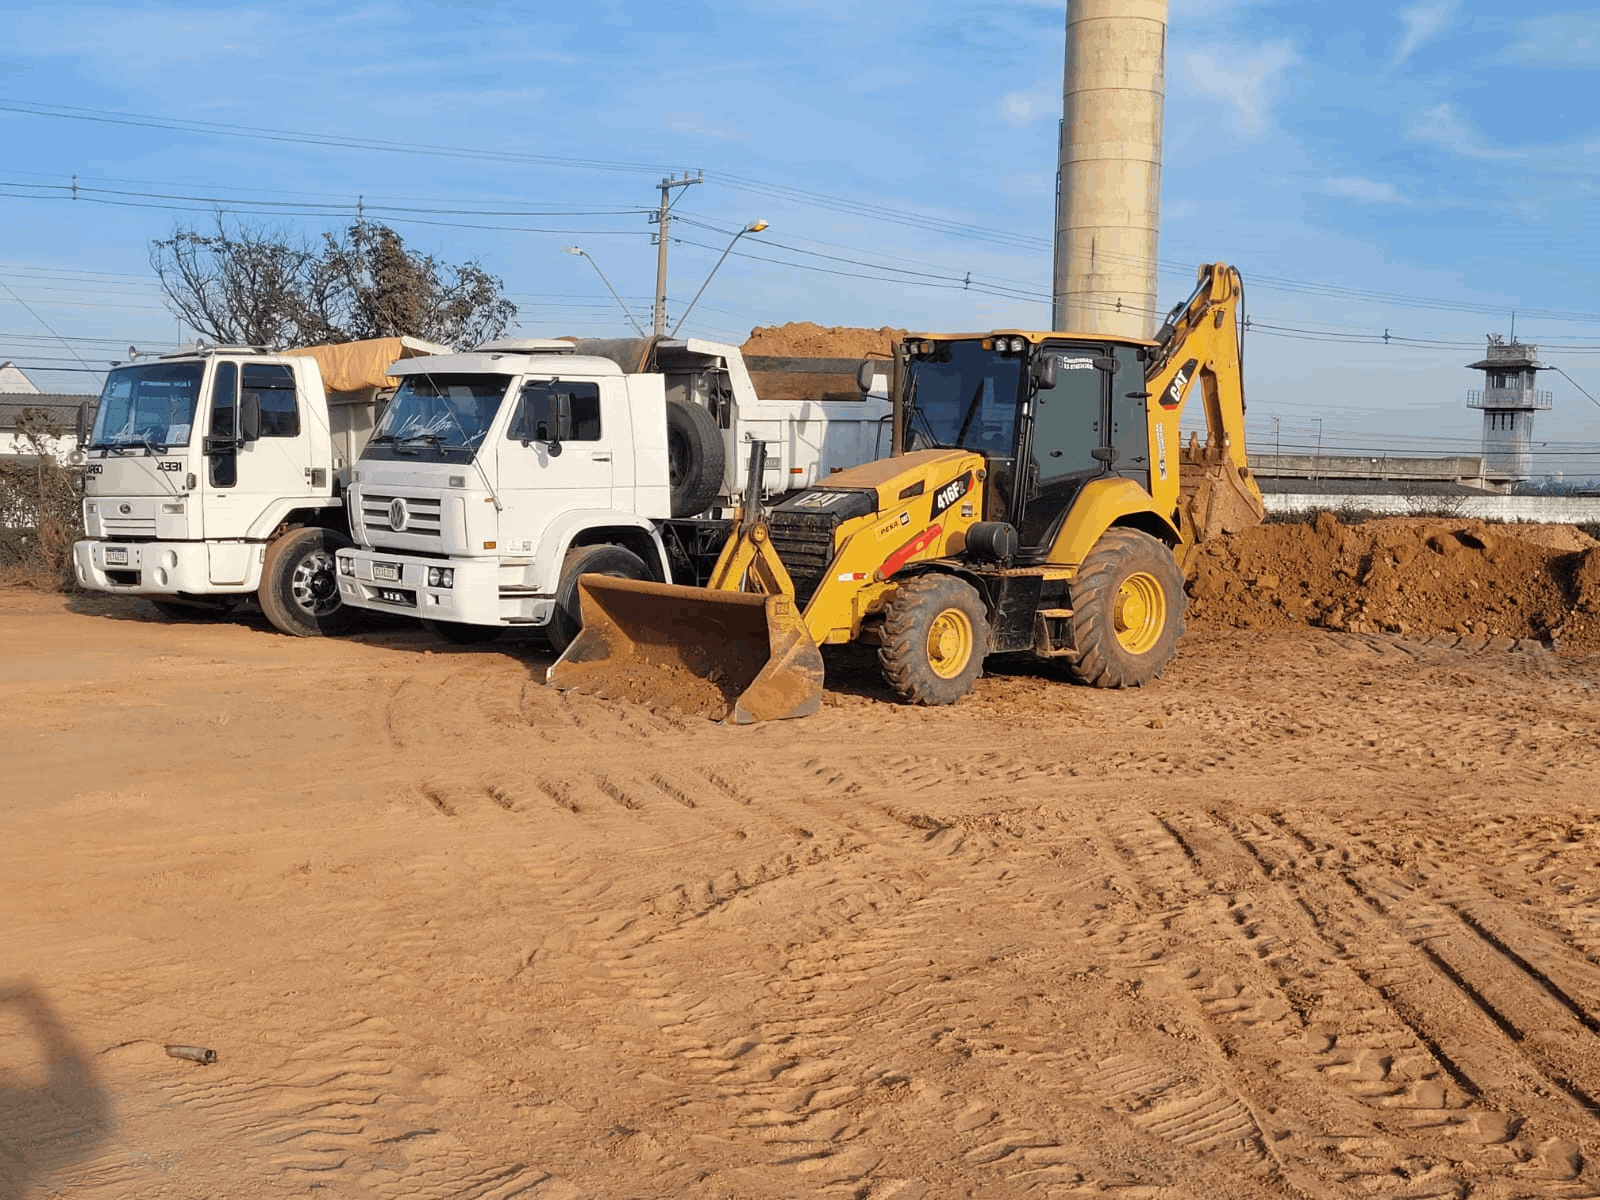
[
  {"x1": 878, "y1": 574, "x2": 990, "y2": 706},
  {"x1": 147, "y1": 598, "x2": 234, "y2": 622},
  {"x1": 666, "y1": 397, "x2": 726, "y2": 518},
  {"x1": 548, "y1": 543, "x2": 651, "y2": 654},
  {"x1": 258, "y1": 526, "x2": 355, "y2": 638},
  {"x1": 421, "y1": 618, "x2": 503, "y2": 645},
  {"x1": 1064, "y1": 528, "x2": 1185, "y2": 688}
]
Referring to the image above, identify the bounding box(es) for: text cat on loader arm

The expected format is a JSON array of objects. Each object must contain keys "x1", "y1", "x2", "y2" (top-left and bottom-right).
[{"x1": 549, "y1": 262, "x2": 1265, "y2": 722}]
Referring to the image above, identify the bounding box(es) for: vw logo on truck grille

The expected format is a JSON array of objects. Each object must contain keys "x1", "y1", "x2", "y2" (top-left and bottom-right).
[{"x1": 388, "y1": 497, "x2": 410, "y2": 532}]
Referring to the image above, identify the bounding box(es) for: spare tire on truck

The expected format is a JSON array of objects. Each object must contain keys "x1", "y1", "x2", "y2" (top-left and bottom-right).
[{"x1": 665, "y1": 397, "x2": 726, "y2": 518}]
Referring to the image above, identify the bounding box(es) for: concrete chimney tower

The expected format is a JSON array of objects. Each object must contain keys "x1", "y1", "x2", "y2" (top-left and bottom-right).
[{"x1": 1052, "y1": 0, "x2": 1168, "y2": 339}]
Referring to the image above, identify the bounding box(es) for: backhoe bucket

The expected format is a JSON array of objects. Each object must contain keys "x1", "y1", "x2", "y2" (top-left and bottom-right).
[
  {"x1": 546, "y1": 575, "x2": 824, "y2": 724},
  {"x1": 1179, "y1": 434, "x2": 1267, "y2": 542}
]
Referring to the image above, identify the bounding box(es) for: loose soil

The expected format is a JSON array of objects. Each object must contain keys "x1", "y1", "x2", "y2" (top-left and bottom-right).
[
  {"x1": 1188, "y1": 513, "x2": 1600, "y2": 653},
  {"x1": 742, "y1": 322, "x2": 906, "y2": 360},
  {"x1": 6, "y1": 583, "x2": 1600, "y2": 1199}
]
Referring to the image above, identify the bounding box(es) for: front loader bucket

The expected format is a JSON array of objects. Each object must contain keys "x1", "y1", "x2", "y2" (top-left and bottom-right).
[{"x1": 546, "y1": 575, "x2": 824, "y2": 724}]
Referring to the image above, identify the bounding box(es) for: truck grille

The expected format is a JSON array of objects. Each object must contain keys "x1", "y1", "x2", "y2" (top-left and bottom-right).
[
  {"x1": 360, "y1": 492, "x2": 444, "y2": 548},
  {"x1": 101, "y1": 515, "x2": 157, "y2": 538}
]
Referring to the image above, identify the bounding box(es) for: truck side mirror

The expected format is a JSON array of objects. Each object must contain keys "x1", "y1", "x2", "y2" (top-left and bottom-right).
[
  {"x1": 1031, "y1": 355, "x2": 1057, "y2": 390},
  {"x1": 534, "y1": 390, "x2": 572, "y2": 449},
  {"x1": 856, "y1": 360, "x2": 876, "y2": 395},
  {"x1": 239, "y1": 393, "x2": 262, "y2": 443}
]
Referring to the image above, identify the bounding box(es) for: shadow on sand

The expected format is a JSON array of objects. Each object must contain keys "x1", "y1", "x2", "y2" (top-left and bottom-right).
[{"x1": 0, "y1": 982, "x2": 110, "y2": 1200}]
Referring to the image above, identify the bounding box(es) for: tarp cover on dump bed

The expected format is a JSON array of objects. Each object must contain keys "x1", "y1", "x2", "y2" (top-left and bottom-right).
[{"x1": 282, "y1": 336, "x2": 449, "y2": 396}]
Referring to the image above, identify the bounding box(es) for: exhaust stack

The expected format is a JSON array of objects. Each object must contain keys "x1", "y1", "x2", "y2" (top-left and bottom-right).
[{"x1": 1052, "y1": 0, "x2": 1168, "y2": 340}]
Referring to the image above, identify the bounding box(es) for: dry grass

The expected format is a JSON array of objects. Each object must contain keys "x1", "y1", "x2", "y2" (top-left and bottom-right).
[{"x1": 0, "y1": 410, "x2": 83, "y2": 591}]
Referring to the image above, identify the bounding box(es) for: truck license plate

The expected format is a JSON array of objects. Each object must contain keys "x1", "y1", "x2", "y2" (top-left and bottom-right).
[
  {"x1": 105, "y1": 547, "x2": 128, "y2": 565},
  {"x1": 374, "y1": 562, "x2": 400, "y2": 582},
  {"x1": 377, "y1": 588, "x2": 415, "y2": 607}
]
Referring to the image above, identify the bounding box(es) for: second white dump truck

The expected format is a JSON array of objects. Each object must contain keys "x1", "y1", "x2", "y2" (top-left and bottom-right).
[{"x1": 335, "y1": 336, "x2": 891, "y2": 647}]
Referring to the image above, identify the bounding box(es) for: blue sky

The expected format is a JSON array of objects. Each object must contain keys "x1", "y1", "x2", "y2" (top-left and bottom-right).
[{"x1": 3, "y1": 0, "x2": 1599, "y2": 476}]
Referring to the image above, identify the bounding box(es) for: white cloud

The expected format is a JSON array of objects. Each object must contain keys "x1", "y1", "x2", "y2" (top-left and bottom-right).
[
  {"x1": 1501, "y1": 12, "x2": 1600, "y2": 67},
  {"x1": 998, "y1": 89, "x2": 1052, "y2": 127},
  {"x1": 1321, "y1": 176, "x2": 1407, "y2": 204},
  {"x1": 1179, "y1": 39, "x2": 1296, "y2": 136},
  {"x1": 1391, "y1": 0, "x2": 1458, "y2": 68},
  {"x1": 1408, "y1": 102, "x2": 1521, "y2": 160}
]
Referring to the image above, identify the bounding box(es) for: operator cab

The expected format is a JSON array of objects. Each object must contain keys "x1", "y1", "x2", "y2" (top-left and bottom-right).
[{"x1": 897, "y1": 333, "x2": 1154, "y2": 557}]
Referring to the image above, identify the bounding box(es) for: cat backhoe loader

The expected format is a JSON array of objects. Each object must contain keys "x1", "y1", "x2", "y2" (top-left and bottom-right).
[{"x1": 548, "y1": 262, "x2": 1265, "y2": 722}]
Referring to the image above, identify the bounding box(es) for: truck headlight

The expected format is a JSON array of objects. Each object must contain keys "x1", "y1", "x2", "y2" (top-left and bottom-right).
[
  {"x1": 339, "y1": 556, "x2": 354, "y2": 577},
  {"x1": 427, "y1": 566, "x2": 454, "y2": 588}
]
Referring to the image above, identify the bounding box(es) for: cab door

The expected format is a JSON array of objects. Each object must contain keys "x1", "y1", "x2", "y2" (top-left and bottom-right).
[
  {"x1": 1015, "y1": 347, "x2": 1111, "y2": 553},
  {"x1": 203, "y1": 361, "x2": 311, "y2": 542},
  {"x1": 495, "y1": 377, "x2": 616, "y2": 561}
]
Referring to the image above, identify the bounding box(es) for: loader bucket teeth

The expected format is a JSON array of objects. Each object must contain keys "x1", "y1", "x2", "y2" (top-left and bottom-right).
[{"x1": 546, "y1": 575, "x2": 824, "y2": 724}]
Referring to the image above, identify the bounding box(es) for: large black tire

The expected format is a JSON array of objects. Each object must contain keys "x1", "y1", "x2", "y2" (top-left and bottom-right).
[
  {"x1": 547, "y1": 543, "x2": 652, "y2": 655},
  {"x1": 146, "y1": 598, "x2": 235, "y2": 622},
  {"x1": 258, "y1": 526, "x2": 355, "y2": 638},
  {"x1": 666, "y1": 397, "x2": 726, "y2": 518},
  {"x1": 878, "y1": 574, "x2": 991, "y2": 706},
  {"x1": 1064, "y1": 528, "x2": 1185, "y2": 688},
  {"x1": 421, "y1": 618, "x2": 503, "y2": 645}
]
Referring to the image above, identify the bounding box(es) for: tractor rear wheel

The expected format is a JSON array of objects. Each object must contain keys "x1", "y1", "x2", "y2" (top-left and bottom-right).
[
  {"x1": 878, "y1": 574, "x2": 990, "y2": 706},
  {"x1": 1064, "y1": 528, "x2": 1185, "y2": 688}
]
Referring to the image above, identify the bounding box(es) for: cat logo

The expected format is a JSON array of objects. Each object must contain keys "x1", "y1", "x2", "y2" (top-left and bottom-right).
[{"x1": 1161, "y1": 358, "x2": 1199, "y2": 410}]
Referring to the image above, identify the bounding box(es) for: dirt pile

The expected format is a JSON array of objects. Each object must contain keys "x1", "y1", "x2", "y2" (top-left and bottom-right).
[
  {"x1": 743, "y1": 322, "x2": 906, "y2": 359},
  {"x1": 1186, "y1": 514, "x2": 1600, "y2": 652}
]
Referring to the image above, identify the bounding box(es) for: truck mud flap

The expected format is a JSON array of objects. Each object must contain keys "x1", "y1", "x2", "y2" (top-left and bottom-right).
[{"x1": 546, "y1": 575, "x2": 824, "y2": 724}]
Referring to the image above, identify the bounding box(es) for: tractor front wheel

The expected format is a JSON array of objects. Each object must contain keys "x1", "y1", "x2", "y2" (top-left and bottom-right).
[{"x1": 878, "y1": 574, "x2": 990, "y2": 706}]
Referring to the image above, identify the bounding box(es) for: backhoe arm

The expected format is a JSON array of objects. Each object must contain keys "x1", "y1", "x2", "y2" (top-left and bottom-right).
[{"x1": 1144, "y1": 262, "x2": 1265, "y2": 546}]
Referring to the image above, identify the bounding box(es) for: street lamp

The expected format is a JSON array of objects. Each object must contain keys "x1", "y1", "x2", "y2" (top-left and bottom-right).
[
  {"x1": 670, "y1": 220, "x2": 769, "y2": 338},
  {"x1": 563, "y1": 246, "x2": 645, "y2": 337}
]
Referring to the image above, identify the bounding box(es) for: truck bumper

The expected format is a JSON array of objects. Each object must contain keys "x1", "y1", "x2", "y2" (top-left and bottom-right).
[
  {"x1": 73, "y1": 540, "x2": 263, "y2": 596},
  {"x1": 336, "y1": 548, "x2": 554, "y2": 628}
]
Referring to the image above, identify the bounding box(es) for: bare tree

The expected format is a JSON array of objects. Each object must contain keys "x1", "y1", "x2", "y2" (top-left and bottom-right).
[
  {"x1": 151, "y1": 216, "x2": 517, "y2": 349},
  {"x1": 150, "y1": 217, "x2": 312, "y2": 348}
]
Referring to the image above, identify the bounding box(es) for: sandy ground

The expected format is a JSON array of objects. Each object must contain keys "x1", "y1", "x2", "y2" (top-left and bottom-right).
[{"x1": 5, "y1": 590, "x2": 1600, "y2": 1200}]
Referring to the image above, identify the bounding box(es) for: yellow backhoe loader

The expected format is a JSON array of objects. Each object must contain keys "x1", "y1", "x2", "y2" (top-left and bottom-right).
[{"x1": 548, "y1": 262, "x2": 1265, "y2": 722}]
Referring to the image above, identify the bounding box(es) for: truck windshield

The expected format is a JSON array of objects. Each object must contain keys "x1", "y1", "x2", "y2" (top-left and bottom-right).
[
  {"x1": 88, "y1": 362, "x2": 204, "y2": 452},
  {"x1": 902, "y1": 342, "x2": 1022, "y2": 457},
  {"x1": 368, "y1": 373, "x2": 512, "y2": 462}
]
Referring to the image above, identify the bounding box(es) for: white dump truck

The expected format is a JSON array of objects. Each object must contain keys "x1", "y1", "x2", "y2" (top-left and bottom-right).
[
  {"x1": 335, "y1": 336, "x2": 891, "y2": 647},
  {"x1": 73, "y1": 336, "x2": 446, "y2": 635}
]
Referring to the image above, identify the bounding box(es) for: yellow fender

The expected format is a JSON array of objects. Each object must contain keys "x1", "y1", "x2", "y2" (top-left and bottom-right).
[{"x1": 1046, "y1": 476, "x2": 1181, "y2": 567}]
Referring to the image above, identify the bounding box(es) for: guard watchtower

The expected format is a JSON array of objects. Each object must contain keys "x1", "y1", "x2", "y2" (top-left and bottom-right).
[{"x1": 1466, "y1": 334, "x2": 1551, "y2": 482}]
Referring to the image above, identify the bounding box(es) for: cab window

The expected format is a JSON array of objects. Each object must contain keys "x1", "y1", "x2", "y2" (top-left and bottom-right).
[
  {"x1": 510, "y1": 381, "x2": 602, "y2": 442},
  {"x1": 242, "y1": 363, "x2": 300, "y2": 438}
]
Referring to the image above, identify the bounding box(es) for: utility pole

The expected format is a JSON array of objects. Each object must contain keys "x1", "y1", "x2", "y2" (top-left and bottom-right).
[{"x1": 652, "y1": 171, "x2": 702, "y2": 336}]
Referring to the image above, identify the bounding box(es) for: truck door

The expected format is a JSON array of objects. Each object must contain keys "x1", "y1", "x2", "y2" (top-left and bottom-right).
[
  {"x1": 203, "y1": 361, "x2": 311, "y2": 548},
  {"x1": 495, "y1": 378, "x2": 615, "y2": 560}
]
